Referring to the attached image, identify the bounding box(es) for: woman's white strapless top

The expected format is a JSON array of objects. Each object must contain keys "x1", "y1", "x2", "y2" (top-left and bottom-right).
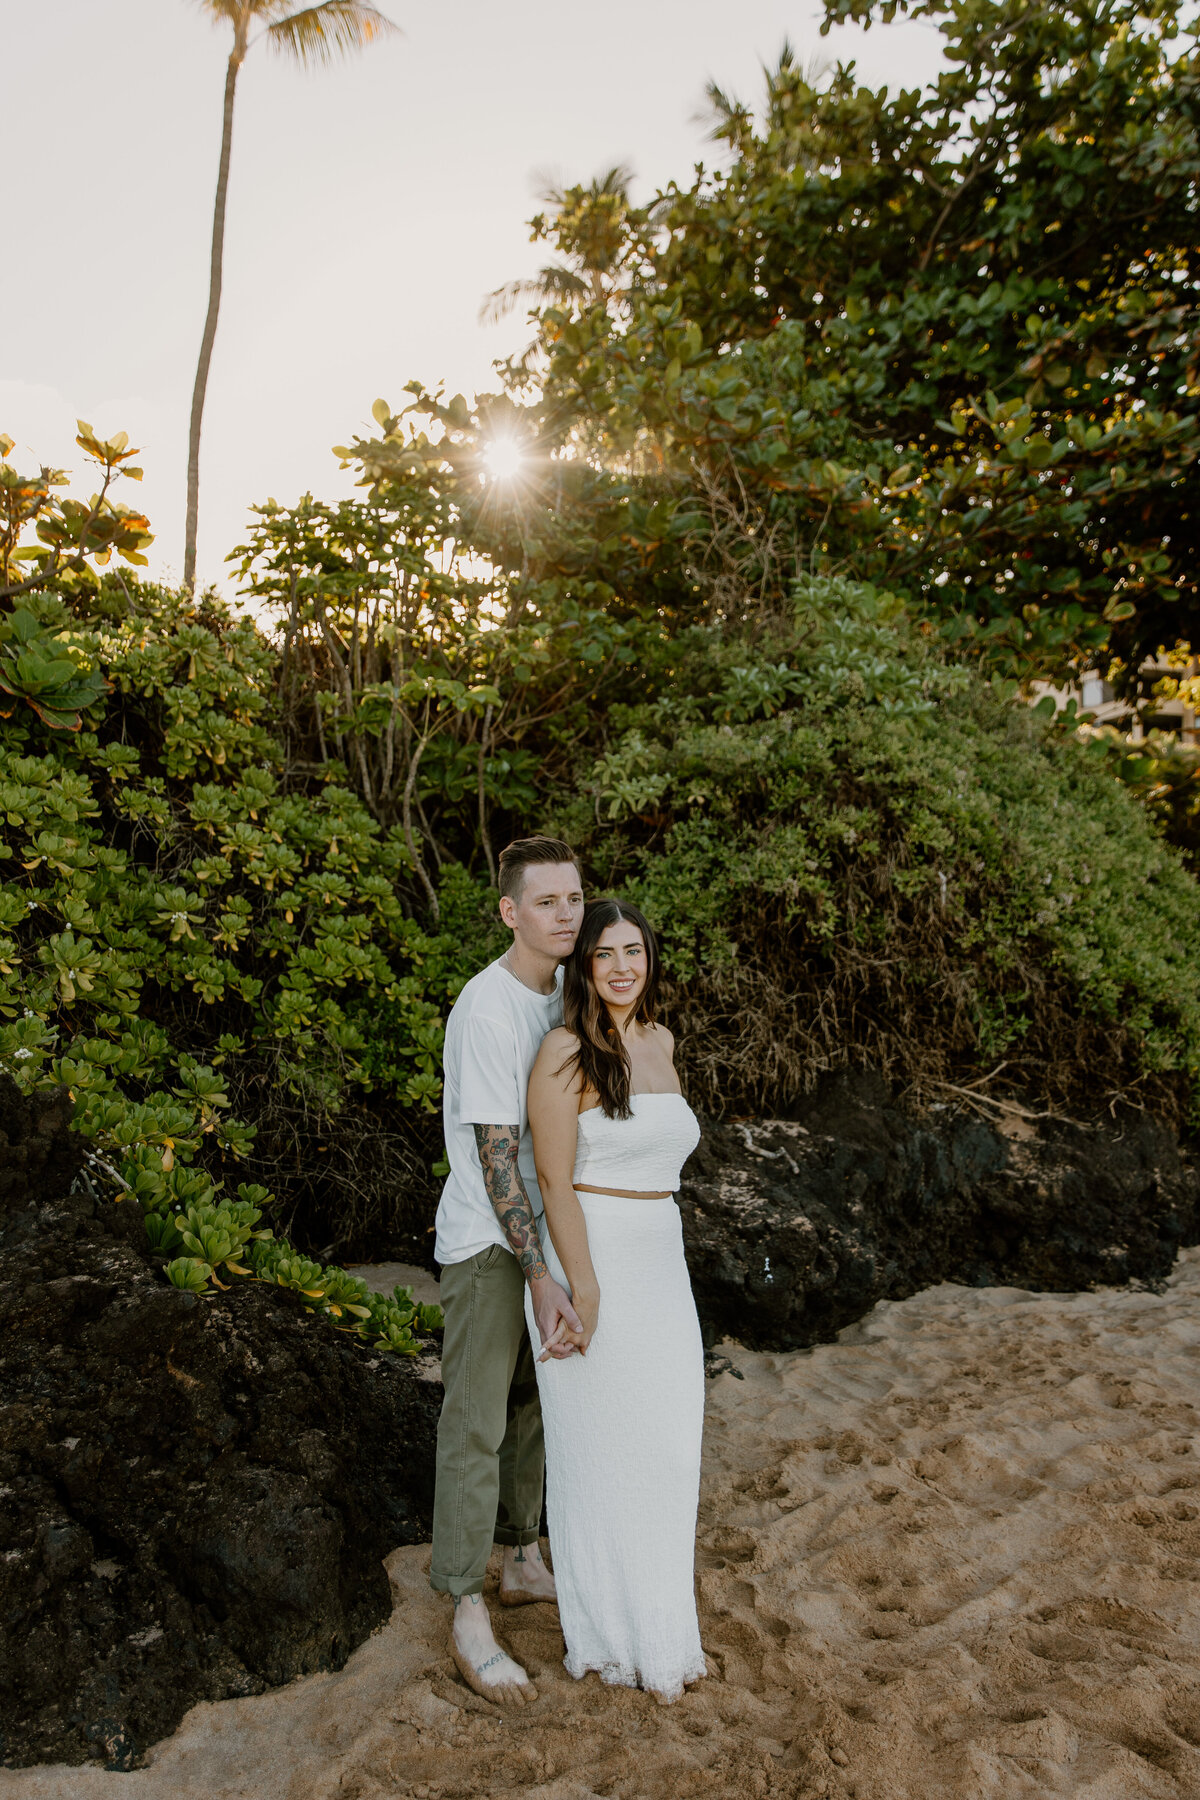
[{"x1": 573, "y1": 1092, "x2": 701, "y2": 1193}]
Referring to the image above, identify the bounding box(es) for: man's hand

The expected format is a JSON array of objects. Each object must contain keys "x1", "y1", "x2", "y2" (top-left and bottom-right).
[{"x1": 529, "y1": 1273, "x2": 583, "y2": 1361}]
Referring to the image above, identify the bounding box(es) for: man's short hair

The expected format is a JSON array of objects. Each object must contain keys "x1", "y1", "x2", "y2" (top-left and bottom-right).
[{"x1": 498, "y1": 836, "x2": 580, "y2": 902}]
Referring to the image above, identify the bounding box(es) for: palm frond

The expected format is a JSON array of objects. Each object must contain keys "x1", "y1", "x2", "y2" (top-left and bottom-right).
[
  {"x1": 265, "y1": 1, "x2": 400, "y2": 67},
  {"x1": 763, "y1": 38, "x2": 830, "y2": 101},
  {"x1": 532, "y1": 161, "x2": 635, "y2": 209},
  {"x1": 531, "y1": 166, "x2": 568, "y2": 210},
  {"x1": 479, "y1": 281, "x2": 536, "y2": 328},
  {"x1": 479, "y1": 269, "x2": 589, "y2": 326},
  {"x1": 191, "y1": 0, "x2": 248, "y2": 25},
  {"x1": 595, "y1": 162, "x2": 635, "y2": 199},
  {"x1": 696, "y1": 78, "x2": 752, "y2": 144}
]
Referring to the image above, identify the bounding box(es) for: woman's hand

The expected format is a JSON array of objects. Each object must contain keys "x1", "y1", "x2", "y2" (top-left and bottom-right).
[
  {"x1": 562, "y1": 1285, "x2": 600, "y2": 1357},
  {"x1": 537, "y1": 1287, "x2": 599, "y2": 1360},
  {"x1": 529, "y1": 1271, "x2": 582, "y2": 1360}
]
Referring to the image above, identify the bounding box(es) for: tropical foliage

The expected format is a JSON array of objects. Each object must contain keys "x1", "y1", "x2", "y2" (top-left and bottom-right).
[
  {"x1": 1, "y1": 515, "x2": 1197, "y2": 1295},
  {"x1": 2, "y1": 0, "x2": 1198, "y2": 1287},
  {"x1": 548, "y1": 578, "x2": 1200, "y2": 1119},
  {"x1": 512, "y1": 0, "x2": 1199, "y2": 689},
  {"x1": 0, "y1": 574, "x2": 449, "y2": 1338},
  {"x1": 1, "y1": 423, "x2": 152, "y2": 606}
]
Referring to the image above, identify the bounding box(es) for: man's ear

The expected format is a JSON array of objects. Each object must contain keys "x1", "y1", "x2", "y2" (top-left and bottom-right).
[{"x1": 499, "y1": 895, "x2": 516, "y2": 930}]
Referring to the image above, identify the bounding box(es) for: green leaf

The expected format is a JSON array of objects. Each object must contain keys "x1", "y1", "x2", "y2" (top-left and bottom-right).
[{"x1": 166, "y1": 1257, "x2": 211, "y2": 1293}]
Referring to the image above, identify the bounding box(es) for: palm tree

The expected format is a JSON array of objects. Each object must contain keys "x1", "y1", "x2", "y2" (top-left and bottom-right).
[
  {"x1": 479, "y1": 164, "x2": 639, "y2": 327},
  {"x1": 184, "y1": 1, "x2": 398, "y2": 591},
  {"x1": 698, "y1": 39, "x2": 832, "y2": 170}
]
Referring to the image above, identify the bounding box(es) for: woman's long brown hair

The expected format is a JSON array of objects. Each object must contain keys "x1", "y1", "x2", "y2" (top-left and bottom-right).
[{"x1": 561, "y1": 898, "x2": 661, "y2": 1119}]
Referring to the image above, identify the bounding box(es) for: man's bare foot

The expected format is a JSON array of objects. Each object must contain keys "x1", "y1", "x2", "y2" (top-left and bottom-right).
[
  {"x1": 451, "y1": 1594, "x2": 537, "y2": 1705},
  {"x1": 498, "y1": 1538, "x2": 556, "y2": 1607}
]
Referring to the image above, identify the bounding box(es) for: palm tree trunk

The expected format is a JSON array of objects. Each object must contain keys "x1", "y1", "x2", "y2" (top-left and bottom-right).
[{"x1": 184, "y1": 36, "x2": 245, "y2": 593}]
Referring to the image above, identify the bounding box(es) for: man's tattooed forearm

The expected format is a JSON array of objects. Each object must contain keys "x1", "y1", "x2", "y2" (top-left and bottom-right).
[
  {"x1": 472, "y1": 1124, "x2": 549, "y2": 1281},
  {"x1": 498, "y1": 1201, "x2": 549, "y2": 1280}
]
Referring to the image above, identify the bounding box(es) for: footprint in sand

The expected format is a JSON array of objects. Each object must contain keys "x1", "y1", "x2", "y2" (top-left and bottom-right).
[{"x1": 5, "y1": 1254, "x2": 1200, "y2": 1799}]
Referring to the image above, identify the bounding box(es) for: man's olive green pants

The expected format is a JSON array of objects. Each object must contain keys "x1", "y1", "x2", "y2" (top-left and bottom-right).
[{"x1": 430, "y1": 1244, "x2": 544, "y2": 1597}]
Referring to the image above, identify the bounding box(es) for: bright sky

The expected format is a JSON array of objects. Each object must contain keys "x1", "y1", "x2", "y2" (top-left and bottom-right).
[{"x1": 2, "y1": 1, "x2": 943, "y2": 593}]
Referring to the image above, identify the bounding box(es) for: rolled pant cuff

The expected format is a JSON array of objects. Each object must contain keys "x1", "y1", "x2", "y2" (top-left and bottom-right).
[
  {"x1": 429, "y1": 1571, "x2": 486, "y2": 1598},
  {"x1": 493, "y1": 1526, "x2": 541, "y2": 1548}
]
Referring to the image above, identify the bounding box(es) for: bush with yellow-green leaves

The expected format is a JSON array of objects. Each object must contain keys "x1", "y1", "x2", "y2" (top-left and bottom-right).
[
  {"x1": 152, "y1": 1188, "x2": 440, "y2": 1350},
  {"x1": 0, "y1": 581, "x2": 454, "y2": 1347}
]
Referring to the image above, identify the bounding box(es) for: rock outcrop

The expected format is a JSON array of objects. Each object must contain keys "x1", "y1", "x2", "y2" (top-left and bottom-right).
[
  {"x1": 680, "y1": 1072, "x2": 1200, "y2": 1350},
  {"x1": 0, "y1": 1083, "x2": 440, "y2": 1771}
]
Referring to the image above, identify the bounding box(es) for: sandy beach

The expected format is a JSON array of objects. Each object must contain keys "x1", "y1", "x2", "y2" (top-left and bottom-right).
[{"x1": 5, "y1": 1250, "x2": 1199, "y2": 1800}]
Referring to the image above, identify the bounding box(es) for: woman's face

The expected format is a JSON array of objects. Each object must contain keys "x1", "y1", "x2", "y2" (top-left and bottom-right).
[{"x1": 590, "y1": 919, "x2": 648, "y2": 1011}]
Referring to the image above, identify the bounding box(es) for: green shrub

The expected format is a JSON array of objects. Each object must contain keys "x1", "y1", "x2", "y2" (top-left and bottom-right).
[
  {"x1": 549, "y1": 579, "x2": 1200, "y2": 1123},
  {"x1": 4, "y1": 411, "x2": 1199, "y2": 1316},
  {"x1": 0, "y1": 578, "x2": 459, "y2": 1339}
]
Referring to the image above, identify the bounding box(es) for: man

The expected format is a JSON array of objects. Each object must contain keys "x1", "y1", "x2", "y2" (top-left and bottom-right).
[{"x1": 430, "y1": 835, "x2": 585, "y2": 1704}]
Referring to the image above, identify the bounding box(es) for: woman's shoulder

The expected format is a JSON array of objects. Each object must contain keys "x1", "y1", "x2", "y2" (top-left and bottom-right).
[
  {"x1": 647, "y1": 1020, "x2": 675, "y2": 1049},
  {"x1": 531, "y1": 1028, "x2": 590, "y2": 1104},
  {"x1": 532, "y1": 1026, "x2": 580, "y2": 1074}
]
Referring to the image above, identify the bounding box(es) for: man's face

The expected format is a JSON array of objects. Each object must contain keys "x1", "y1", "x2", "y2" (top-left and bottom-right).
[{"x1": 501, "y1": 862, "x2": 584, "y2": 960}]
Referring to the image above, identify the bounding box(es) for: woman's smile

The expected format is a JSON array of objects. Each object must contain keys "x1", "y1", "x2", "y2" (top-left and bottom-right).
[{"x1": 591, "y1": 923, "x2": 648, "y2": 1007}]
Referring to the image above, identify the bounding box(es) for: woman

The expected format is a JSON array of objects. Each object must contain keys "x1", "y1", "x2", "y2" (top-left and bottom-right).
[{"x1": 525, "y1": 897, "x2": 705, "y2": 1702}]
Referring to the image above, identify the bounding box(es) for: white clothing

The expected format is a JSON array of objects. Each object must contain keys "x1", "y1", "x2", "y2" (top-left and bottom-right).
[
  {"x1": 573, "y1": 1089, "x2": 701, "y2": 1191},
  {"x1": 526, "y1": 1092, "x2": 706, "y2": 1700},
  {"x1": 434, "y1": 956, "x2": 563, "y2": 1267}
]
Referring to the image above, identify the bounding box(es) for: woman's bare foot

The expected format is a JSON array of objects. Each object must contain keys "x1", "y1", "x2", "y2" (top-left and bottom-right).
[
  {"x1": 451, "y1": 1595, "x2": 537, "y2": 1705},
  {"x1": 498, "y1": 1539, "x2": 557, "y2": 1606}
]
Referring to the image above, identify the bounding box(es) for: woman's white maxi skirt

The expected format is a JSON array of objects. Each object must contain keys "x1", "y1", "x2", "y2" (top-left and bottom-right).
[{"x1": 525, "y1": 1191, "x2": 706, "y2": 1701}]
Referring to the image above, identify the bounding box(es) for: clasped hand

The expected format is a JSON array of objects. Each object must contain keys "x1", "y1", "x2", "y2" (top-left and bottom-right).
[{"x1": 530, "y1": 1274, "x2": 599, "y2": 1361}]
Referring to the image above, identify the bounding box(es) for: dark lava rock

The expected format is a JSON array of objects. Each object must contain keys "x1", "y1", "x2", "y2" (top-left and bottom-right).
[
  {"x1": 0, "y1": 1082, "x2": 440, "y2": 1771},
  {"x1": 681, "y1": 1071, "x2": 1200, "y2": 1351}
]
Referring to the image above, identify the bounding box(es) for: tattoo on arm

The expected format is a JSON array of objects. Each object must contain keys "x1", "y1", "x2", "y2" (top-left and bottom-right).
[{"x1": 473, "y1": 1123, "x2": 549, "y2": 1282}]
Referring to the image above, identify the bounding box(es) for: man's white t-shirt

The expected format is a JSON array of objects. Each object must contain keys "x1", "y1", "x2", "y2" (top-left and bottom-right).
[{"x1": 434, "y1": 955, "x2": 564, "y2": 1267}]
